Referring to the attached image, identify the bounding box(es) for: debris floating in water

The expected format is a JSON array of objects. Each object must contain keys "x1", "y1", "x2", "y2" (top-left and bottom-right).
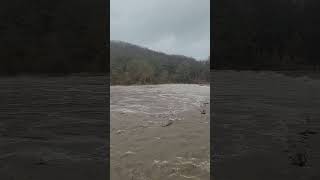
[
  {"x1": 116, "y1": 129, "x2": 126, "y2": 134},
  {"x1": 161, "y1": 120, "x2": 173, "y2": 127},
  {"x1": 121, "y1": 151, "x2": 136, "y2": 158}
]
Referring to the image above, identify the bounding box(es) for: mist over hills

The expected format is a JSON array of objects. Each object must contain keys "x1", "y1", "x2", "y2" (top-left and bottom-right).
[{"x1": 110, "y1": 40, "x2": 209, "y2": 85}]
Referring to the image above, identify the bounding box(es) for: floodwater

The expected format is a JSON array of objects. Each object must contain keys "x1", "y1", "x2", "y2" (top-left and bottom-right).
[
  {"x1": 0, "y1": 76, "x2": 108, "y2": 180},
  {"x1": 213, "y1": 71, "x2": 320, "y2": 180},
  {"x1": 111, "y1": 84, "x2": 209, "y2": 114},
  {"x1": 111, "y1": 84, "x2": 210, "y2": 180}
]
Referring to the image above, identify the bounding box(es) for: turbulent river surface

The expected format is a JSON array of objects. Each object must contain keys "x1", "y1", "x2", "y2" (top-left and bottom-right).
[
  {"x1": 111, "y1": 84, "x2": 210, "y2": 180},
  {"x1": 213, "y1": 71, "x2": 320, "y2": 180},
  {"x1": 111, "y1": 84, "x2": 209, "y2": 114},
  {"x1": 4, "y1": 71, "x2": 319, "y2": 180},
  {"x1": 0, "y1": 76, "x2": 108, "y2": 180}
]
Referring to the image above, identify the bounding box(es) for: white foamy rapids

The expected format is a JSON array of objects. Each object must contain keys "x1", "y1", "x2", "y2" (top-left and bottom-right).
[{"x1": 110, "y1": 84, "x2": 210, "y2": 114}]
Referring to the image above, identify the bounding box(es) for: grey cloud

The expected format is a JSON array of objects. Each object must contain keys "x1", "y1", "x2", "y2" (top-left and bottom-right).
[{"x1": 111, "y1": 0, "x2": 210, "y2": 60}]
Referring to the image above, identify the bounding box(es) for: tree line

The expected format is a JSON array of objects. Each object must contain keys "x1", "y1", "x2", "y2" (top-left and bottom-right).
[
  {"x1": 111, "y1": 41, "x2": 210, "y2": 85},
  {"x1": 213, "y1": 0, "x2": 320, "y2": 70}
]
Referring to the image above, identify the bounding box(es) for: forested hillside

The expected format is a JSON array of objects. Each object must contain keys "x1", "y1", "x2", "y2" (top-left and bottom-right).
[
  {"x1": 213, "y1": 0, "x2": 320, "y2": 70},
  {"x1": 0, "y1": 0, "x2": 107, "y2": 75},
  {"x1": 110, "y1": 41, "x2": 210, "y2": 85}
]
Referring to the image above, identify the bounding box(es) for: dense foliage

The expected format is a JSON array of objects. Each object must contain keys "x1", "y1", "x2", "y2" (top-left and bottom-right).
[
  {"x1": 0, "y1": 0, "x2": 107, "y2": 75},
  {"x1": 213, "y1": 0, "x2": 320, "y2": 70},
  {"x1": 110, "y1": 41, "x2": 210, "y2": 85}
]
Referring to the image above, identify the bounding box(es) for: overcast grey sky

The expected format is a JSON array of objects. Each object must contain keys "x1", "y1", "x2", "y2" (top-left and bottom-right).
[{"x1": 110, "y1": 0, "x2": 210, "y2": 60}]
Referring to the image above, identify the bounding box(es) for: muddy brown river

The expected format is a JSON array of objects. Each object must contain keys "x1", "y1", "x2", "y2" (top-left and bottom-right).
[
  {"x1": 111, "y1": 84, "x2": 210, "y2": 180},
  {"x1": 3, "y1": 71, "x2": 318, "y2": 180}
]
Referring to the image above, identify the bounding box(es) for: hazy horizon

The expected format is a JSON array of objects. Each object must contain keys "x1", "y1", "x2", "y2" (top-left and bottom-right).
[{"x1": 110, "y1": 0, "x2": 210, "y2": 60}]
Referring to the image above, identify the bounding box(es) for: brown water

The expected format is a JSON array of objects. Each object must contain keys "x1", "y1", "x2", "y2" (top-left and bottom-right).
[
  {"x1": 213, "y1": 71, "x2": 320, "y2": 180},
  {"x1": 111, "y1": 84, "x2": 210, "y2": 180},
  {"x1": 0, "y1": 76, "x2": 108, "y2": 180}
]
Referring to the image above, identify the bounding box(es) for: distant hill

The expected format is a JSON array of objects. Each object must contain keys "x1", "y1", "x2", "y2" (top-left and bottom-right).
[{"x1": 110, "y1": 41, "x2": 210, "y2": 85}]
